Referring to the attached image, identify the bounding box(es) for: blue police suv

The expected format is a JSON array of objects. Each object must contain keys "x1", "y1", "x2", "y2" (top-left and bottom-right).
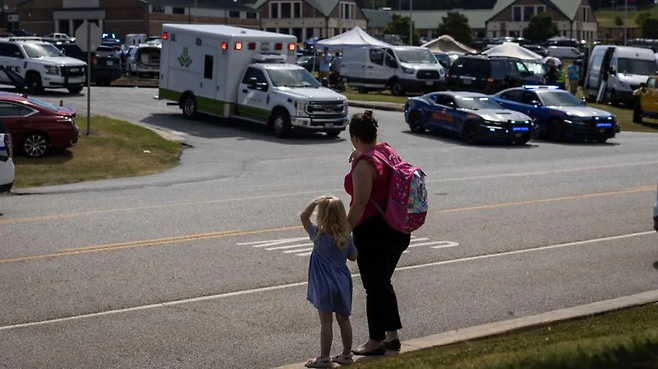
[
  {"x1": 404, "y1": 91, "x2": 536, "y2": 145},
  {"x1": 492, "y1": 85, "x2": 620, "y2": 143}
]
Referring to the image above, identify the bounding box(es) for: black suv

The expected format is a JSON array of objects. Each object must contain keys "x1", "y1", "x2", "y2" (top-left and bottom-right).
[
  {"x1": 54, "y1": 43, "x2": 123, "y2": 86},
  {"x1": 447, "y1": 55, "x2": 545, "y2": 95}
]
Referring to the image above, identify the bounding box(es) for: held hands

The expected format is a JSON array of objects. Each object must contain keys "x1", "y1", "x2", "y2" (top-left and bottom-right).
[{"x1": 348, "y1": 148, "x2": 361, "y2": 163}]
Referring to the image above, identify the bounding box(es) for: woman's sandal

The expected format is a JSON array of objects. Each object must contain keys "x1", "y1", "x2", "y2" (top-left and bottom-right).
[
  {"x1": 304, "y1": 356, "x2": 333, "y2": 368},
  {"x1": 332, "y1": 353, "x2": 354, "y2": 365}
]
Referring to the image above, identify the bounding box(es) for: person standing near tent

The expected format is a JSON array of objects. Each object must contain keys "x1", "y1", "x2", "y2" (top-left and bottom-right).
[
  {"x1": 319, "y1": 47, "x2": 333, "y2": 82},
  {"x1": 566, "y1": 60, "x2": 580, "y2": 95}
]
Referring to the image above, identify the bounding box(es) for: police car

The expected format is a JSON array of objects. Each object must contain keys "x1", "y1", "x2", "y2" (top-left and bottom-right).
[
  {"x1": 492, "y1": 85, "x2": 620, "y2": 143},
  {"x1": 404, "y1": 91, "x2": 536, "y2": 145},
  {"x1": 0, "y1": 37, "x2": 87, "y2": 94},
  {"x1": 0, "y1": 121, "x2": 15, "y2": 193}
]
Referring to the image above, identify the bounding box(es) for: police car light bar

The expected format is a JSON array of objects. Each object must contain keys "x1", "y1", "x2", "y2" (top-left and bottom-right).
[{"x1": 522, "y1": 85, "x2": 559, "y2": 89}]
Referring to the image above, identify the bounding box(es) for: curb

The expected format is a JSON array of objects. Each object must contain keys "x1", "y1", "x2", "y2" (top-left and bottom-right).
[
  {"x1": 273, "y1": 289, "x2": 658, "y2": 369},
  {"x1": 348, "y1": 100, "x2": 405, "y2": 112}
]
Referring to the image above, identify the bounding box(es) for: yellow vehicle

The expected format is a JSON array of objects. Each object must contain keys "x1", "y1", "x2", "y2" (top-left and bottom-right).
[{"x1": 632, "y1": 75, "x2": 658, "y2": 123}]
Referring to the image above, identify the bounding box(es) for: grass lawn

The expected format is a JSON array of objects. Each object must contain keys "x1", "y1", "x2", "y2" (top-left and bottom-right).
[
  {"x1": 13, "y1": 116, "x2": 182, "y2": 188},
  {"x1": 343, "y1": 91, "x2": 658, "y2": 133},
  {"x1": 354, "y1": 303, "x2": 658, "y2": 369},
  {"x1": 595, "y1": 5, "x2": 658, "y2": 27}
]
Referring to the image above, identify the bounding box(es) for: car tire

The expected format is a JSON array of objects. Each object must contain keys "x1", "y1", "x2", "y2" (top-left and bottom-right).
[
  {"x1": 463, "y1": 122, "x2": 480, "y2": 145},
  {"x1": 513, "y1": 138, "x2": 530, "y2": 145},
  {"x1": 408, "y1": 111, "x2": 425, "y2": 134},
  {"x1": 595, "y1": 137, "x2": 608, "y2": 143},
  {"x1": 610, "y1": 90, "x2": 620, "y2": 107},
  {"x1": 549, "y1": 119, "x2": 564, "y2": 142},
  {"x1": 325, "y1": 130, "x2": 341, "y2": 138},
  {"x1": 181, "y1": 94, "x2": 198, "y2": 120},
  {"x1": 26, "y1": 72, "x2": 44, "y2": 95},
  {"x1": 391, "y1": 81, "x2": 405, "y2": 96},
  {"x1": 22, "y1": 132, "x2": 49, "y2": 158},
  {"x1": 68, "y1": 87, "x2": 83, "y2": 94},
  {"x1": 272, "y1": 110, "x2": 292, "y2": 138}
]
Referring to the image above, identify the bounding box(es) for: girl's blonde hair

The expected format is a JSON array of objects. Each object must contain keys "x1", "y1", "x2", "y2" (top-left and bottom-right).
[{"x1": 315, "y1": 196, "x2": 350, "y2": 250}]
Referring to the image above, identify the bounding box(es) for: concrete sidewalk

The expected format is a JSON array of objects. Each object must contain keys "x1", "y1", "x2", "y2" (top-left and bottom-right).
[{"x1": 274, "y1": 289, "x2": 658, "y2": 369}]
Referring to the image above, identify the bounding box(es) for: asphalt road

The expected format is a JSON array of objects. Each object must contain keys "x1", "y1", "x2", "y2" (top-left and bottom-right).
[{"x1": 0, "y1": 87, "x2": 657, "y2": 368}]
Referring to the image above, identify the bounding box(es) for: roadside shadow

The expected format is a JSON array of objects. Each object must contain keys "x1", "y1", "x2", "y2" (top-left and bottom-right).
[
  {"x1": 403, "y1": 130, "x2": 538, "y2": 149},
  {"x1": 538, "y1": 138, "x2": 621, "y2": 147},
  {"x1": 12, "y1": 150, "x2": 73, "y2": 166},
  {"x1": 141, "y1": 113, "x2": 347, "y2": 145},
  {"x1": 0, "y1": 87, "x2": 83, "y2": 98}
]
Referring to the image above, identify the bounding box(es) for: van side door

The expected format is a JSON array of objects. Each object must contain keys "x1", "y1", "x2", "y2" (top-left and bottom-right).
[{"x1": 366, "y1": 48, "x2": 388, "y2": 88}]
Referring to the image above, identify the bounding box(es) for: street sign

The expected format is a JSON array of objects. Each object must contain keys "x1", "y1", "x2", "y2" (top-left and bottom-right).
[{"x1": 74, "y1": 21, "x2": 101, "y2": 52}]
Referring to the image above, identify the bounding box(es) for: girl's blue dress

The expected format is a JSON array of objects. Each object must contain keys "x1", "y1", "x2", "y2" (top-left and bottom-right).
[{"x1": 306, "y1": 224, "x2": 356, "y2": 316}]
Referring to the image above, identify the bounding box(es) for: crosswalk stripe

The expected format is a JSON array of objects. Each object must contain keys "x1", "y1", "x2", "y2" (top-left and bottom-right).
[
  {"x1": 410, "y1": 241, "x2": 459, "y2": 248},
  {"x1": 283, "y1": 247, "x2": 314, "y2": 254},
  {"x1": 237, "y1": 237, "x2": 308, "y2": 246},
  {"x1": 410, "y1": 237, "x2": 430, "y2": 243},
  {"x1": 265, "y1": 243, "x2": 313, "y2": 250}
]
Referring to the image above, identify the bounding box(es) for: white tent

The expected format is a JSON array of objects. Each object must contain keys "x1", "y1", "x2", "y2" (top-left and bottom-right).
[
  {"x1": 482, "y1": 42, "x2": 543, "y2": 61},
  {"x1": 315, "y1": 27, "x2": 393, "y2": 50},
  {"x1": 421, "y1": 35, "x2": 475, "y2": 55}
]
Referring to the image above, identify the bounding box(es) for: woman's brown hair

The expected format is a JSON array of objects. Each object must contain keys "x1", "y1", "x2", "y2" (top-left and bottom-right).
[{"x1": 349, "y1": 109, "x2": 378, "y2": 143}]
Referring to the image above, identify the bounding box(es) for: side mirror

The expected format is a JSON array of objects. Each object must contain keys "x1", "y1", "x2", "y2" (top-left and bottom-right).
[{"x1": 609, "y1": 68, "x2": 616, "y2": 75}]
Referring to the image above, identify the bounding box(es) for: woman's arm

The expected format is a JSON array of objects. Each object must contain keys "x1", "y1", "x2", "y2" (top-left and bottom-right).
[{"x1": 347, "y1": 160, "x2": 375, "y2": 230}]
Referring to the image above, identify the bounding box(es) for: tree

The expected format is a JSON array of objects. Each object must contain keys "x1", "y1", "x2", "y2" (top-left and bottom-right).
[
  {"x1": 641, "y1": 18, "x2": 658, "y2": 39},
  {"x1": 384, "y1": 14, "x2": 420, "y2": 46},
  {"x1": 635, "y1": 11, "x2": 651, "y2": 27},
  {"x1": 614, "y1": 16, "x2": 623, "y2": 27},
  {"x1": 436, "y1": 11, "x2": 473, "y2": 46},
  {"x1": 523, "y1": 13, "x2": 558, "y2": 43}
]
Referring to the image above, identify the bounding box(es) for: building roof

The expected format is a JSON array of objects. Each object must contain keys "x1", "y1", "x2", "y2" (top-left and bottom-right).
[
  {"x1": 485, "y1": 0, "x2": 584, "y2": 22},
  {"x1": 20, "y1": 0, "x2": 255, "y2": 11},
  {"x1": 248, "y1": 0, "x2": 339, "y2": 17},
  {"x1": 364, "y1": 9, "x2": 492, "y2": 29}
]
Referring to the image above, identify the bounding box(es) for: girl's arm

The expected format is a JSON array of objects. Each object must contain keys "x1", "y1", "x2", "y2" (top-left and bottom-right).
[
  {"x1": 300, "y1": 198, "x2": 320, "y2": 234},
  {"x1": 346, "y1": 160, "x2": 375, "y2": 231}
]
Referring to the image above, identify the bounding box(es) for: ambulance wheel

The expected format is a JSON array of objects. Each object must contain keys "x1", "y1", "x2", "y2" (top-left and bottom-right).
[
  {"x1": 26, "y1": 72, "x2": 44, "y2": 94},
  {"x1": 181, "y1": 94, "x2": 198, "y2": 120},
  {"x1": 272, "y1": 110, "x2": 292, "y2": 138}
]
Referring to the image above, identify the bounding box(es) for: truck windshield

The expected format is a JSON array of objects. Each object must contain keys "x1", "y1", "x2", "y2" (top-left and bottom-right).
[
  {"x1": 617, "y1": 58, "x2": 657, "y2": 75},
  {"x1": 395, "y1": 48, "x2": 437, "y2": 64},
  {"x1": 23, "y1": 43, "x2": 64, "y2": 58},
  {"x1": 267, "y1": 68, "x2": 321, "y2": 88}
]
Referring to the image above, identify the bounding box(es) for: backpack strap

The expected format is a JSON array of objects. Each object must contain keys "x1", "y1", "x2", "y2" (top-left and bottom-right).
[{"x1": 357, "y1": 146, "x2": 396, "y2": 215}]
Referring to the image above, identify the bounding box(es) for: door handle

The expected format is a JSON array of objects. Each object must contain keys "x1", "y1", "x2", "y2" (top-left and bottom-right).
[
  {"x1": 367, "y1": 66, "x2": 373, "y2": 69},
  {"x1": 242, "y1": 89, "x2": 248, "y2": 93}
]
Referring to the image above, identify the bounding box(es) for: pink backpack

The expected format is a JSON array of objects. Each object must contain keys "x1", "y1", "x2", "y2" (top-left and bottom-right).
[{"x1": 361, "y1": 144, "x2": 428, "y2": 234}]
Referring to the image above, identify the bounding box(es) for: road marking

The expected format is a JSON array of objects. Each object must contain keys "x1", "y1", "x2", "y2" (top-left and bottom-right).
[
  {"x1": 237, "y1": 237, "x2": 307, "y2": 246},
  {"x1": 0, "y1": 231, "x2": 652, "y2": 331},
  {"x1": 2, "y1": 161, "x2": 656, "y2": 225},
  {"x1": 0, "y1": 187, "x2": 652, "y2": 265},
  {"x1": 283, "y1": 247, "x2": 313, "y2": 253},
  {"x1": 266, "y1": 243, "x2": 312, "y2": 251}
]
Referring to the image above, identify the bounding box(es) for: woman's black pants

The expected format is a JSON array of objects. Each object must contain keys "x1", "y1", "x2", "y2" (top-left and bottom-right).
[{"x1": 353, "y1": 214, "x2": 411, "y2": 341}]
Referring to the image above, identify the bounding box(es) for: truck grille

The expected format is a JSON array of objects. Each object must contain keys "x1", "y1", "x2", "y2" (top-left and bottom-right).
[
  {"x1": 306, "y1": 101, "x2": 345, "y2": 118},
  {"x1": 63, "y1": 66, "x2": 85, "y2": 77},
  {"x1": 416, "y1": 69, "x2": 440, "y2": 80}
]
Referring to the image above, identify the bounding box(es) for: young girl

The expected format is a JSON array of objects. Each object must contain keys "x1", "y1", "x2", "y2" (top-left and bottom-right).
[{"x1": 300, "y1": 195, "x2": 359, "y2": 368}]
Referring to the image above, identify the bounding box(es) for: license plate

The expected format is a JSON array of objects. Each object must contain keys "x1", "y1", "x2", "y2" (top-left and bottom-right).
[
  {"x1": 463, "y1": 79, "x2": 471, "y2": 85},
  {"x1": 599, "y1": 128, "x2": 605, "y2": 133},
  {"x1": 107, "y1": 60, "x2": 114, "y2": 66},
  {"x1": 425, "y1": 81, "x2": 433, "y2": 85},
  {"x1": 325, "y1": 123, "x2": 334, "y2": 128},
  {"x1": 515, "y1": 132, "x2": 522, "y2": 137}
]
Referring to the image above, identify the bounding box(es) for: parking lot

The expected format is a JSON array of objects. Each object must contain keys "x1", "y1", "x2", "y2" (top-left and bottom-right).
[{"x1": 0, "y1": 86, "x2": 657, "y2": 368}]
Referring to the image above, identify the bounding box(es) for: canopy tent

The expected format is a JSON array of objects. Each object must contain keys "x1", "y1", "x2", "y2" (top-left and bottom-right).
[
  {"x1": 481, "y1": 42, "x2": 543, "y2": 61},
  {"x1": 421, "y1": 35, "x2": 476, "y2": 55},
  {"x1": 315, "y1": 27, "x2": 393, "y2": 50}
]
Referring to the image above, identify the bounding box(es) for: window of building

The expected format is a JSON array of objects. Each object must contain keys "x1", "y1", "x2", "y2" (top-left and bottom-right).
[
  {"x1": 229, "y1": 11, "x2": 240, "y2": 18},
  {"x1": 281, "y1": 3, "x2": 291, "y2": 18},
  {"x1": 536, "y1": 5, "x2": 545, "y2": 13},
  {"x1": 270, "y1": 2, "x2": 279, "y2": 18},
  {"x1": 151, "y1": 5, "x2": 165, "y2": 13},
  {"x1": 247, "y1": 12, "x2": 257, "y2": 19},
  {"x1": 293, "y1": 2, "x2": 301, "y2": 18},
  {"x1": 582, "y1": 7, "x2": 590, "y2": 22},
  {"x1": 513, "y1": 6, "x2": 522, "y2": 22},
  {"x1": 523, "y1": 6, "x2": 534, "y2": 22},
  {"x1": 172, "y1": 7, "x2": 185, "y2": 15},
  {"x1": 340, "y1": 2, "x2": 355, "y2": 19}
]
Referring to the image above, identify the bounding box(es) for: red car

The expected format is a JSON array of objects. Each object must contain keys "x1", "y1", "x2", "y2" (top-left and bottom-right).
[{"x1": 0, "y1": 92, "x2": 79, "y2": 158}]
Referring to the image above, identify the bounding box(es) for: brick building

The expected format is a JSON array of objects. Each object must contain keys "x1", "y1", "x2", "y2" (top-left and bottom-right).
[
  {"x1": 1, "y1": 0, "x2": 21, "y2": 30},
  {"x1": 18, "y1": 0, "x2": 259, "y2": 40}
]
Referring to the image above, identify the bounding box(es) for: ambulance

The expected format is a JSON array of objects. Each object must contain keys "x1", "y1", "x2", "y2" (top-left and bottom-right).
[{"x1": 155, "y1": 24, "x2": 349, "y2": 138}]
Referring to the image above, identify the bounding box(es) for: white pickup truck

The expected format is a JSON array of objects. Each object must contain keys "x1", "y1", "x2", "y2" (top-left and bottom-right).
[{"x1": 156, "y1": 24, "x2": 349, "y2": 138}]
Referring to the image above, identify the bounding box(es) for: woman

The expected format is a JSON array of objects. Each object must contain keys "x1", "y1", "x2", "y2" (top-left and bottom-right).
[{"x1": 344, "y1": 110, "x2": 412, "y2": 356}]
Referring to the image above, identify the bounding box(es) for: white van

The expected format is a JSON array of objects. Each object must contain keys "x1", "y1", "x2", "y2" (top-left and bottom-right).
[
  {"x1": 584, "y1": 45, "x2": 658, "y2": 105},
  {"x1": 156, "y1": 24, "x2": 349, "y2": 138},
  {"x1": 546, "y1": 46, "x2": 583, "y2": 60},
  {"x1": 125, "y1": 33, "x2": 147, "y2": 46},
  {"x1": 341, "y1": 45, "x2": 445, "y2": 96}
]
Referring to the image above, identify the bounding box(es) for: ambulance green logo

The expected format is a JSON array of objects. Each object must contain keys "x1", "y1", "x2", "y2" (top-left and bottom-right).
[{"x1": 178, "y1": 47, "x2": 192, "y2": 67}]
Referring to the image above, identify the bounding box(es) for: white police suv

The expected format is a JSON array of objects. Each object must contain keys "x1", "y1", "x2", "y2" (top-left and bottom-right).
[
  {"x1": 0, "y1": 122, "x2": 14, "y2": 194},
  {"x1": 0, "y1": 37, "x2": 87, "y2": 94}
]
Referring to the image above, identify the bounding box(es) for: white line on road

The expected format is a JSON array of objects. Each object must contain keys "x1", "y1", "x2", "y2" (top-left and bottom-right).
[
  {"x1": 1, "y1": 231, "x2": 653, "y2": 331},
  {"x1": 283, "y1": 247, "x2": 314, "y2": 254},
  {"x1": 409, "y1": 241, "x2": 458, "y2": 248},
  {"x1": 237, "y1": 237, "x2": 308, "y2": 246},
  {"x1": 266, "y1": 243, "x2": 313, "y2": 251}
]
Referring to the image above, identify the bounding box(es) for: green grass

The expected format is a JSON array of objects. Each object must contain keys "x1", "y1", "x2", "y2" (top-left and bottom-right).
[
  {"x1": 354, "y1": 303, "x2": 658, "y2": 369},
  {"x1": 343, "y1": 91, "x2": 658, "y2": 133},
  {"x1": 594, "y1": 5, "x2": 658, "y2": 27},
  {"x1": 13, "y1": 116, "x2": 182, "y2": 188}
]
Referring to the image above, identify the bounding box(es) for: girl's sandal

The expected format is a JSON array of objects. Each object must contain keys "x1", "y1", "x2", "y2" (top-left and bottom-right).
[
  {"x1": 305, "y1": 356, "x2": 333, "y2": 368},
  {"x1": 332, "y1": 353, "x2": 354, "y2": 365}
]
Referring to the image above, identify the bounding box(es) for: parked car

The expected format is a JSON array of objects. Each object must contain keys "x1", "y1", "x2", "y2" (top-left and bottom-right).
[
  {"x1": 433, "y1": 52, "x2": 459, "y2": 68},
  {"x1": 404, "y1": 91, "x2": 536, "y2": 145},
  {"x1": 447, "y1": 55, "x2": 545, "y2": 95},
  {"x1": 54, "y1": 43, "x2": 122, "y2": 86},
  {"x1": 126, "y1": 43, "x2": 161, "y2": 78},
  {"x1": 492, "y1": 85, "x2": 620, "y2": 143},
  {"x1": 296, "y1": 55, "x2": 320, "y2": 72},
  {"x1": 0, "y1": 92, "x2": 79, "y2": 158},
  {"x1": 0, "y1": 120, "x2": 15, "y2": 193}
]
